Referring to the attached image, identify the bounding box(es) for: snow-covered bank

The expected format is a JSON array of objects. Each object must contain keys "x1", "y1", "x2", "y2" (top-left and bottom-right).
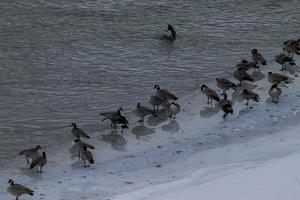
[
  {"x1": 1, "y1": 54, "x2": 300, "y2": 200},
  {"x1": 112, "y1": 133, "x2": 300, "y2": 200}
]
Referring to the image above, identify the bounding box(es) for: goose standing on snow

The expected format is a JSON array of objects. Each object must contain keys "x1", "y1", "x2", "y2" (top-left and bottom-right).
[
  {"x1": 219, "y1": 93, "x2": 233, "y2": 120},
  {"x1": 200, "y1": 84, "x2": 220, "y2": 104},
  {"x1": 7, "y1": 179, "x2": 33, "y2": 200},
  {"x1": 251, "y1": 49, "x2": 267, "y2": 66},
  {"x1": 283, "y1": 39, "x2": 300, "y2": 57},
  {"x1": 71, "y1": 123, "x2": 90, "y2": 138},
  {"x1": 233, "y1": 68, "x2": 254, "y2": 85},
  {"x1": 133, "y1": 102, "x2": 157, "y2": 124},
  {"x1": 154, "y1": 85, "x2": 178, "y2": 101},
  {"x1": 149, "y1": 95, "x2": 166, "y2": 111},
  {"x1": 71, "y1": 138, "x2": 95, "y2": 160},
  {"x1": 164, "y1": 102, "x2": 180, "y2": 119},
  {"x1": 268, "y1": 84, "x2": 282, "y2": 103},
  {"x1": 236, "y1": 60, "x2": 259, "y2": 71},
  {"x1": 29, "y1": 152, "x2": 47, "y2": 173},
  {"x1": 241, "y1": 89, "x2": 259, "y2": 108},
  {"x1": 216, "y1": 78, "x2": 237, "y2": 95},
  {"x1": 267, "y1": 72, "x2": 290, "y2": 84},
  {"x1": 81, "y1": 145, "x2": 94, "y2": 168},
  {"x1": 100, "y1": 107, "x2": 127, "y2": 131},
  {"x1": 19, "y1": 145, "x2": 41, "y2": 166}
]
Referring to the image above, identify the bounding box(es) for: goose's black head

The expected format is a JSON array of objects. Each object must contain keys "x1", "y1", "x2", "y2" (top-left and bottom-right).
[
  {"x1": 35, "y1": 145, "x2": 42, "y2": 150},
  {"x1": 8, "y1": 179, "x2": 14, "y2": 185},
  {"x1": 251, "y1": 49, "x2": 258, "y2": 54},
  {"x1": 71, "y1": 123, "x2": 77, "y2": 128},
  {"x1": 137, "y1": 102, "x2": 141, "y2": 108},
  {"x1": 154, "y1": 84, "x2": 160, "y2": 90},
  {"x1": 200, "y1": 84, "x2": 207, "y2": 91}
]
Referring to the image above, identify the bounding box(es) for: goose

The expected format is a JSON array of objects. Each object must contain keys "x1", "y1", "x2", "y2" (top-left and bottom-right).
[
  {"x1": 7, "y1": 179, "x2": 33, "y2": 200},
  {"x1": 241, "y1": 89, "x2": 259, "y2": 108},
  {"x1": 154, "y1": 85, "x2": 178, "y2": 100},
  {"x1": 219, "y1": 93, "x2": 233, "y2": 120},
  {"x1": 216, "y1": 78, "x2": 237, "y2": 95},
  {"x1": 282, "y1": 61, "x2": 298, "y2": 75},
  {"x1": 167, "y1": 24, "x2": 176, "y2": 40},
  {"x1": 275, "y1": 53, "x2": 294, "y2": 65},
  {"x1": 19, "y1": 145, "x2": 41, "y2": 166},
  {"x1": 267, "y1": 72, "x2": 290, "y2": 84},
  {"x1": 100, "y1": 107, "x2": 123, "y2": 122},
  {"x1": 29, "y1": 152, "x2": 47, "y2": 173},
  {"x1": 200, "y1": 84, "x2": 220, "y2": 104},
  {"x1": 233, "y1": 68, "x2": 254, "y2": 85},
  {"x1": 268, "y1": 84, "x2": 281, "y2": 103},
  {"x1": 71, "y1": 123, "x2": 90, "y2": 139},
  {"x1": 133, "y1": 102, "x2": 157, "y2": 124},
  {"x1": 251, "y1": 49, "x2": 267, "y2": 65},
  {"x1": 71, "y1": 138, "x2": 95, "y2": 160},
  {"x1": 283, "y1": 39, "x2": 300, "y2": 57},
  {"x1": 236, "y1": 60, "x2": 259, "y2": 71},
  {"x1": 114, "y1": 114, "x2": 129, "y2": 133},
  {"x1": 149, "y1": 95, "x2": 166, "y2": 111},
  {"x1": 164, "y1": 102, "x2": 181, "y2": 119},
  {"x1": 81, "y1": 145, "x2": 94, "y2": 168}
]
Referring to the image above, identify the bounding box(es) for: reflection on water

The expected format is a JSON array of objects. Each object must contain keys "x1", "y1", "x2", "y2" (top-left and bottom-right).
[
  {"x1": 200, "y1": 105, "x2": 220, "y2": 118},
  {"x1": 161, "y1": 120, "x2": 180, "y2": 133},
  {"x1": 102, "y1": 133, "x2": 127, "y2": 151},
  {"x1": 147, "y1": 110, "x2": 169, "y2": 126},
  {"x1": 131, "y1": 125, "x2": 155, "y2": 139}
]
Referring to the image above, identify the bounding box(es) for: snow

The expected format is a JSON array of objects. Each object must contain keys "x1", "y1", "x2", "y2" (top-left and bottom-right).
[{"x1": 1, "y1": 54, "x2": 300, "y2": 200}]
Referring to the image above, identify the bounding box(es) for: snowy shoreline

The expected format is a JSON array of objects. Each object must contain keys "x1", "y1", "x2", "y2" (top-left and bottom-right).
[{"x1": 1, "y1": 55, "x2": 300, "y2": 199}]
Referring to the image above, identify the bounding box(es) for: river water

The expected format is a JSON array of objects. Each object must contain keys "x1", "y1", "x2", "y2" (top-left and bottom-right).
[{"x1": 0, "y1": 0, "x2": 299, "y2": 160}]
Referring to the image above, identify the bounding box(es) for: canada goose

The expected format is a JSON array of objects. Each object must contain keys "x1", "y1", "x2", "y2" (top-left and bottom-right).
[
  {"x1": 251, "y1": 49, "x2": 267, "y2": 65},
  {"x1": 154, "y1": 85, "x2": 178, "y2": 100},
  {"x1": 7, "y1": 179, "x2": 33, "y2": 200},
  {"x1": 216, "y1": 78, "x2": 237, "y2": 95},
  {"x1": 149, "y1": 95, "x2": 166, "y2": 111},
  {"x1": 275, "y1": 53, "x2": 294, "y2": 65},
  {"x1": 133, "y1": 102, "x2": 157, "y2": 124},
  {"x1": 30, "y1": 152, "x2": 47, "y2": 173},
  {"x1": 236, "y1": 60, "x2": 259, "y2": 71},
  {"x1": 219, "y1": 93, "x2": 233, "y2": 120},
  {"x1": 241, "y1": 89, "x2": 259, "y2": 108},
  {"x1": 282, "y1": 61, "x2": 298, "y2": 75},
  {"x1": 268, "y1": 84, "x2": 282, "y2": 103},
  {"x1": 71, "y1": 138, "x2": 95, "y2": 160},
  {"x1": 233, "y1": 68, "x2": 254, "y2": 85},
  {"x1": 167, "y1": 24, "x2": 176, "y2": 40},
  {"x1": 283, "y1": 40, "x2": 300, "y2": 57},
  {"x1": 100, "y1": 107, "x2": 123, "y2": 122},
  {"x1": 165, "y1": 102, "x2": 181, "y2": 119},
  {"x1": 71, "y1": 123, "x2": 90, "y2": 139},
  {"x1": 100, "y1": 108, "x2": 127, "y2": 131},
  {"x1": 81, "y1": 145, "x2": 94, "y2": 168},
  {"x1": 200, "y1": 84, "x2": 220, "y2": 104},
  {"x1": 19, "y1": 145, "x2": 41, "y2": 166},
  {"x1": 267, "y1": 72, "x2": 290, "y2": 84}
]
